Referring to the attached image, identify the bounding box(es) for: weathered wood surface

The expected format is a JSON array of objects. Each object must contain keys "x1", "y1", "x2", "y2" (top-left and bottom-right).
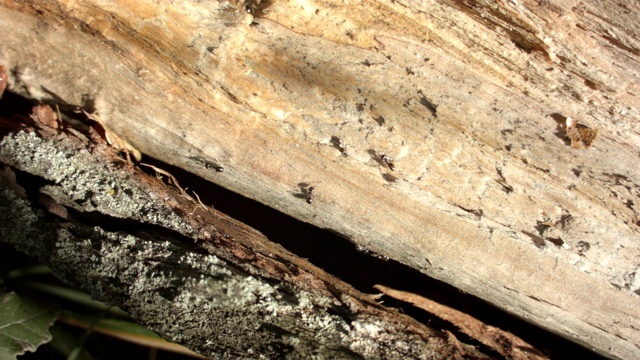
[
  {"x1": 1, "y1": 0, "x2": 639, "y2": 358},
  {"x1": 0, "y1": 106, "x2": 485, "y2": 359}
]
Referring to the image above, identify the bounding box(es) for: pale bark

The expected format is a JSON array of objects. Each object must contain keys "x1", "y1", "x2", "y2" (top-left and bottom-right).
[{"x1": 1, "y1": 0, "x2": 639, "y2": 359}]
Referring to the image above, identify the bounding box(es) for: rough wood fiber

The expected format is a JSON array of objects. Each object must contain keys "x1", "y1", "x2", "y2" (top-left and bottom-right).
[
  {"x1": 0, "y1": 113, "x2": 479, "y2": 359},
  {"x1": 0, "y1": 1, "x2": 639, "y2": 358}
]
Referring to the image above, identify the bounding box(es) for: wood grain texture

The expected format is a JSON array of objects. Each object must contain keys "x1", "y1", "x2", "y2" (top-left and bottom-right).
[
  {"x1": 0, "y1": 108, "x2": 475, "y2": 359},
  {"x1": 1, "y1": 1, "x2": 639, "y2": 358}
]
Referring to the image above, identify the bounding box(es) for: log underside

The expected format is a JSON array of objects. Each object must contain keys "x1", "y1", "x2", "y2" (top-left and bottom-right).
[
  {"x1": 1, "y1": 0, "x2": 639, "y2": 359},
  {"x1": 1, "y1": 109, "x2": 482, "y2": 359}
]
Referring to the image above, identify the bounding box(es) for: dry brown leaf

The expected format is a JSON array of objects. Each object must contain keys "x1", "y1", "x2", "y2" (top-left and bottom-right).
[
  {"x1": 77, "y1": 109, "x2": 142, "y2": 162},
  {"x1": 30, "y1": 104, "x2": 59, "y2": 129}
]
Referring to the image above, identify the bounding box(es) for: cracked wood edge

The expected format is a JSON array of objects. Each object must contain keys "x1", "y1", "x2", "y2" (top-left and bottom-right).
[{"x1": 374, "y1": 285, "x2": 548, "y2": 360}]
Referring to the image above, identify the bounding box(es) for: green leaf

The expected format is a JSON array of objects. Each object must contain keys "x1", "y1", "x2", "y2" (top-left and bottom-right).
[
  {"x1": 59, "y1": 311, "x2": 204, "y2": 358},
  {"x1": 0, "y1": 291, "x2": 60, "y2": 359},
  {"x1": 17, "y1": 280, "x2": 128, "y2": 317},
  {"x1": 46, "y1": 325, "x2": 95, "y2": 360}
]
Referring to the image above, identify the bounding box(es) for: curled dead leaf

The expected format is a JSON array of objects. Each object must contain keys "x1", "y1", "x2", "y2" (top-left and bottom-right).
[
  {"x1": 77, "y1": 109, "x2": 142, "y2": 162},
  {"x1": 30, "y1": 105, "x2": 59, "y2": 129}
]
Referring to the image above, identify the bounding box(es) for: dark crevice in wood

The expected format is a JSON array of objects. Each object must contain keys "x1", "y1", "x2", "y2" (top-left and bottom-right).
[
  {"x1": 139, "y1": 155, "x2": 606, "y2": 360},
  {"x1": 0, "y1": 89, "x2": 605, "y2": 359}
]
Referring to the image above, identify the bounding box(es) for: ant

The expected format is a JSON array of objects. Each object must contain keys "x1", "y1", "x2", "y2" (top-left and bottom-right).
[
  {"x1": 296, "y1": 183, "x2": 316, "y2": 204},
  {"x1": 380, "y1": 154, "x2": 395, "y2": 171},
  {"x1": 306, "y1": 186, "x2": 315, "y2": 204}
]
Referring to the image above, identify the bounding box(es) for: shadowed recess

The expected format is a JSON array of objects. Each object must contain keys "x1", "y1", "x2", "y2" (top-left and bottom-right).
[{"x1": 139, "y1": 154, "x2": 606, "y2": 360}]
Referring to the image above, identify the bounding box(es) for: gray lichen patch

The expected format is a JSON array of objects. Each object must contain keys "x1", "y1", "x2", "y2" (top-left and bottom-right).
[
  {"x1": 0, "y1": 188, "x2": 56, "y2": 257},
  {"x1": 0, "y1": 128, "x2": 457, "y2": 358},
  {"x1": 0, "y1": 130, "x2": 196, "y2": 237},
  {"x1": 46, "y1": 221, "x2": 443, "y2": 359}
]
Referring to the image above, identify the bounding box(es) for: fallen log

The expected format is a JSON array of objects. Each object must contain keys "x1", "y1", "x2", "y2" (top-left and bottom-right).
[
  {"x1": 1, "y1": 0, "x2": 639, "y2": 358},
  {"x1": 0, "y1": 103, "x2": 488, "y2": 359}
]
